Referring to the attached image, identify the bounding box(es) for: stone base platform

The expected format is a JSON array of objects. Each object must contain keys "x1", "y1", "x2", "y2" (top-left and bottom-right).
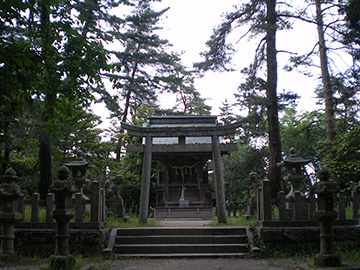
[
  {"x1": 13, "y1": 222, "x2": 109, "y2": 257},
  {"x1": 256, "y1": 220, "x2": 360, "y2": 254},
  {"x1": 154, "y1": 207, "x2": 214, "y2": 219}
]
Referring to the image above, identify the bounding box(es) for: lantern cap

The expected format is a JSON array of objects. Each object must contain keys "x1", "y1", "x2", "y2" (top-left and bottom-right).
[
  {"x1": 312, "y1": 168, "x2": 339, "y2": 194},
  {"x1": 58, "y1": 166, "x2": 70, "y2": 180},
  {"x1": 63, "y1": 151, "x2": 89, "y2": 168},
  {"x1": 277, "y1": 148, "x2": 311, "y2": 167},
  {"x1": 2, "y1": 167, "x2": 18, "y2": 183}
]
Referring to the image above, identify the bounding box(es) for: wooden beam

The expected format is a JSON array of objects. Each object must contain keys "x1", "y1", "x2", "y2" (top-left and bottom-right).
[
  {"x1": 126, "y1": 143, "x2": 238, "y2": 153},
  {"x1": 121, "y1": 121, "x2": 242, "y2": 137}
]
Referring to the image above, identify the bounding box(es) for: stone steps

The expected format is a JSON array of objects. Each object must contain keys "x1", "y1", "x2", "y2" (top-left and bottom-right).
[{"x1": 104, "y1": 226, "x2": 252, "y2": 257}]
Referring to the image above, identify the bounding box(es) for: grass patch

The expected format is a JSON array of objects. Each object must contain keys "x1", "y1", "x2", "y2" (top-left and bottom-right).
[
  {"x1": 337, "y1": 246, "x2": 360, "y2": 266},
  {"x1": 0, "y1": 255, "x2": 48, "y2": 269},
  {"x1": 105, "y1": 214, "x2": 156, "y2": 228},
  {"x1": 24, "y1": 205, "x2": 47, "y2": 222},
  {"x1": 209, "y1": 214, "x2": 257, "y2": 227}
]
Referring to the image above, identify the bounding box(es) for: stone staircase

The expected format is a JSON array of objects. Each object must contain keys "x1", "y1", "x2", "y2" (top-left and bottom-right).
[{"x1": 104, "y1": 226, "x2": 257, "y2": 257}]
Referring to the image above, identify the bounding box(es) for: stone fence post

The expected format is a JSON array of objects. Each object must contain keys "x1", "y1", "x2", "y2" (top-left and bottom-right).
[
  {"x1": 352, "y1": 188, "x2": 359, "y2": 219},
  {"x1": 90, "y1": 181, "x2": 100, "y2": 222},
  {"x1": 261, "y1": 179, "x2": 272, "y2": 221}
]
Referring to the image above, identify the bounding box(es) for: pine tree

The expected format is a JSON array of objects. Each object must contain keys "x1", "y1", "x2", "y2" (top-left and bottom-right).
[
  {"x1": 195, "y1": 0, "x2": 293, "y2": 197},
  {"x1": 106, "y1": 1, "x2": 198, "y2": 159}
]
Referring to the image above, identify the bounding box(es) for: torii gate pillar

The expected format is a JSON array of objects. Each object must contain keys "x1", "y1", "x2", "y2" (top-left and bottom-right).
[
  {"x1": 138, "y1": 136, "x2": 152, "y2": 224},
  {"x1": 212, "y1": 135, "x2": 227, "y2": 224}
]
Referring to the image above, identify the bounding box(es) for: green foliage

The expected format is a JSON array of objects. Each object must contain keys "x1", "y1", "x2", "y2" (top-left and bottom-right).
[
  {"x1": 0, "y1": 0, "x2": 125, "y2": 198},
  {"x1": 222, "y1": 144, "x2": 268, "y2": 205},
  {"x1": 317, "y1": 125, "x2": 360, "y2": 192},
  {"x1": 314, "y1": 76, "x2": 360, "y2": 133},
  {"x1": 280, "y1": 109, "x2": 326, "y2": 171},
  {"x1": 342, "y1": 0, "x2": 360, "y2": 60}
]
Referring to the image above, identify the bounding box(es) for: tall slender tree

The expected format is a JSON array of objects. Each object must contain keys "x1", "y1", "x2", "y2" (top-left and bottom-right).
[
  {"x1": 285, "y1": 1, "x2": 355, "y2": 141},
  {"x1": 315, "y1": 0, "x2": 335, "y2": 141},
  {"x1": 105, "y1": 1, "x2": 198, "y2": 159},
  {"x1": 195, "y1": 0, "x2": 292, "y2": 197}
]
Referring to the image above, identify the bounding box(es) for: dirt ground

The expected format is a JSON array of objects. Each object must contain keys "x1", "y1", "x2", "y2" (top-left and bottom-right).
[
  {"x1": 0, "y1": 257, "x2": 313, "y2": 270},
  {"x1": 91, "y1": 257, "x2": 311, "y2": 270}
]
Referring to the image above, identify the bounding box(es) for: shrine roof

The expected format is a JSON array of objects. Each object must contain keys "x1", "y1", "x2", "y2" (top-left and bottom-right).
[
  {"x1": 146, "y1": 115, "x2": 219, "y2": 127},
  {"x1": 121, "y1": 120, "x2": 242, "y2": 137}
]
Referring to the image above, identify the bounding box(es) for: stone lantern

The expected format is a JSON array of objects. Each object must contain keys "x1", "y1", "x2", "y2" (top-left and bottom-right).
[
  {"x1": 63, "y1": 151, "x2": 93, "y2": 200},
  {"x1": 0, "y1": 167, "x2": 25, "y2": 260},
  {"x1": 311, "y1": 168, "x2": 341, "y2": 267},
  {"x1": 277, "y1": 148, "x2": 311, "y2": 199},
  {"x1": 49, "y1": 165, "x2": 78, "y2": 270}
]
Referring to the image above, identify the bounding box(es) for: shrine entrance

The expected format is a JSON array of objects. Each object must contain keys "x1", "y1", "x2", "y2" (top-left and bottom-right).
[
  {"x1": 154, "y1": 155, "x2": 213, "y2": 219},
  {"x1": 122, "y1": 116, "x2": 241, "y2": 224}
]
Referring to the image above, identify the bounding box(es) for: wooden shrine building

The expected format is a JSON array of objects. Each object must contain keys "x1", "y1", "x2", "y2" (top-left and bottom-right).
[{"x1": 121, "y1": 116, "x2": 241, "y2": 223}]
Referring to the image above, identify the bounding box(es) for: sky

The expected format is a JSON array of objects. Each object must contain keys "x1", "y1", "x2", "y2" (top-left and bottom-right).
[
  {"x1": 95, "y1": 0, "x2": 329, "y2": 129},
  {"x1": 153, "y1": 0, "x2": 323, "y2": 115}
]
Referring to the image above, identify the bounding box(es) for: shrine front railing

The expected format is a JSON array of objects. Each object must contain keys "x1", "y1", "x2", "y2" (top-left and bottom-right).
[
  {"x1": 16, "y1": 181, "x2": 105, "y2": 225},
  {"x1": 257, "y1": 179, "x2": 360, "y2": 223}
]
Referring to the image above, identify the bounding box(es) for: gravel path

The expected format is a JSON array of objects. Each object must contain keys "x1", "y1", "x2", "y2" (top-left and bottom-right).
[{"x1": 92, "y1": 257, "x2": 310, "y2": 270}]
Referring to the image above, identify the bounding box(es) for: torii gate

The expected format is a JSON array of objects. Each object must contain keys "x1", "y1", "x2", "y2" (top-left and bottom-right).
[{"x1": 121, "y1": 118, "x2": 241, "y2": 224}]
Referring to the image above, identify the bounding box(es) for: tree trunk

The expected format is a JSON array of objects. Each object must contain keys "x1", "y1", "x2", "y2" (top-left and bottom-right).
[
  {"x1": 39, "y1": 136, "x2": 52, "y2": 199},
  {"x1": 1, "y1": 121, "x2": 11, "y2": 176},
  {"x1": 266, "y1": 0, "x2": 282, "y2": 198},
  {"x1": 115, "y1": 61, "x2": 139, "y2": 161},
  {"x1": 38, "y1": 2, "x2": 53, "y2": 199},
  {"x1": 115, "y1": 89, "x2": 131, "y2": 161},
  {"x1": 315, "y1": 0, "x2": 335, "y2": 141}
]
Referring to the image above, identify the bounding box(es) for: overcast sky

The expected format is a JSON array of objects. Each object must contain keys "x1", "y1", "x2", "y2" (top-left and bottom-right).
[
  {"x1": 95, "y1": 0, "x2": 329, "y2": 130},
  {"x1": 153, "y1": 0, "x2": 323, "y2": 116}
]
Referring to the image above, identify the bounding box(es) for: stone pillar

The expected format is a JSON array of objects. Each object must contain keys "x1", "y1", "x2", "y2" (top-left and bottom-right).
[
  {"x1": 261, "y1": 179, "x2": 272, "y2": 221},
  {"x1": 139, "y1": 136, "x2": 152, "y2": 224},
  {"x1": 49, "y1": 166, "x2": 78, "y2": 270},
  {"x1": 0, "y1": 168, "x2": 25, "y2": 260},
  {"x1": 90, "y1": 181, "x2": 100, "y2": 222},
  {"x1": 312, "y1": 168, "x2": 341, "y2": 268},
  {"x1": 212, "y1": 135, "x2": 227, "y2": 224}
]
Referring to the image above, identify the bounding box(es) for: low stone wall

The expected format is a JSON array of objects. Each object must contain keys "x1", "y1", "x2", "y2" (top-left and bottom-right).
[
  {"x1": 256, "y1": 220, "x2": 360, "y2": 254},
  {"x1": 12, "y1": 222, "x2": 109, "y2": 257}
]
